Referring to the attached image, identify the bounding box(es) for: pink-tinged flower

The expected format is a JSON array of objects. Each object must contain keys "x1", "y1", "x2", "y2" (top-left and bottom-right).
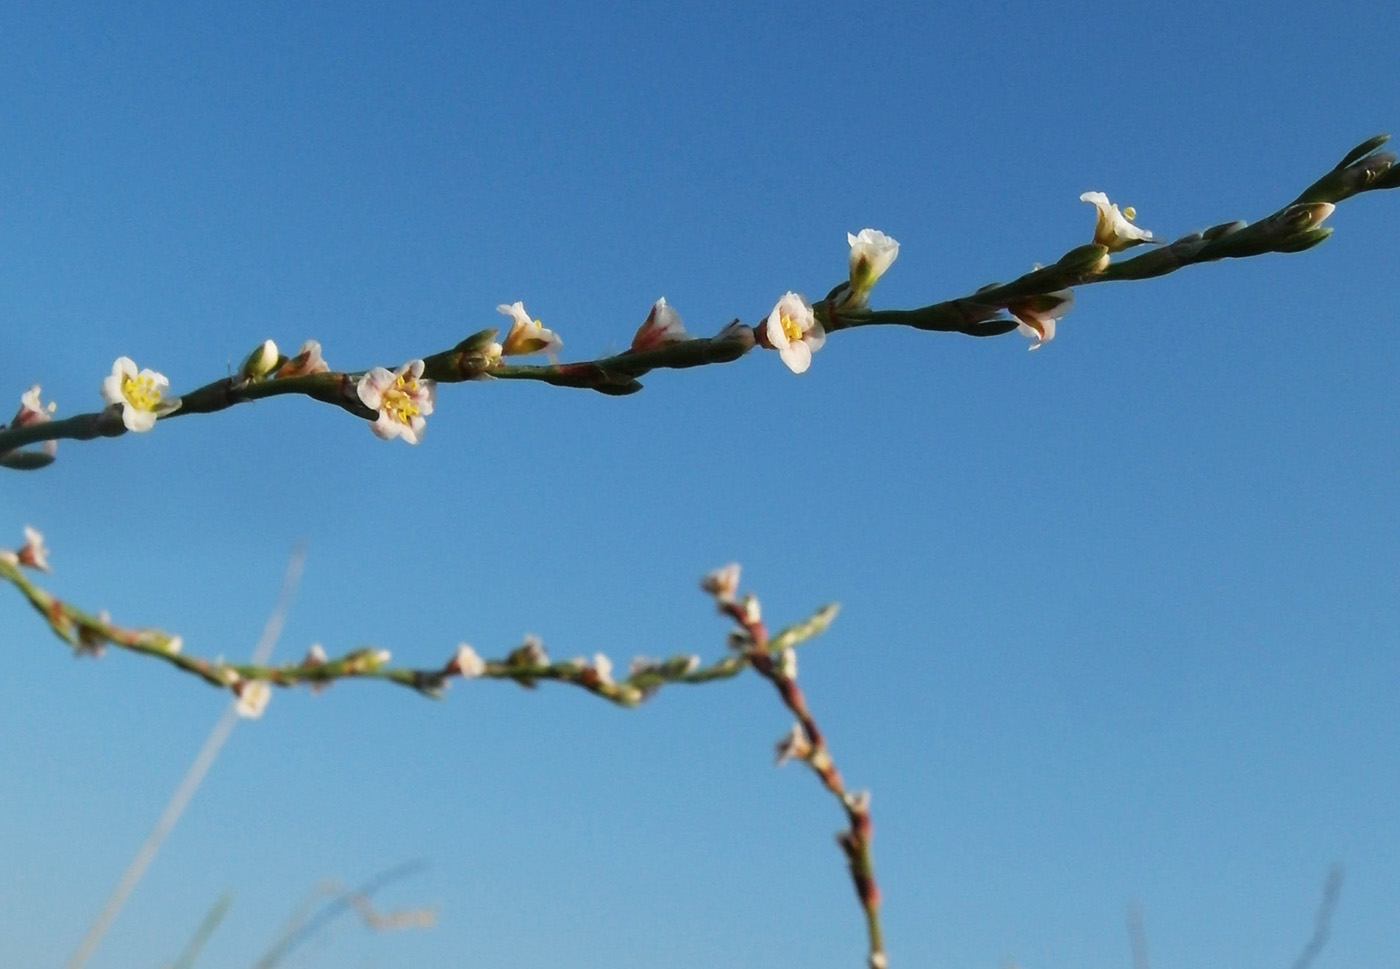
[
  {"x1": 4, "y1": 385, "x2": 58, "y2": 459},
  {"x1": 16, "y1": 526, "x2": 50, "y2": 572},
  {"x1": 275, "y1": 340, "x2": 330, "y2": 378},
  {"x1": 497, "y1": 302, "x2": 562, "y2": 356},
  {"x1": 12, "y1": 385, "x2": 56, "y2": 428},
  {"x1": 1009, "y1": 289, "x2": 1074, "y2": 351},
  {"x1": 764, "y1": 292, "x2": 825, "y2": 374},
  {"x1": 775, "y1": 722, "x2": 813, "y2": 766},
  {"x1": 234, "y1": 680, "x2": 272, "y2": 719},
  {"x1": 701, "y1": 562, "x2": 741, "y2": 602},
  {"x1": 630, "y1": 297, "x2": 689, "y2": 352},
  {"x1": 846, "y1": 228, "x2": 900, "y2": 305},
  {"x1": 449, "y1": 643, "x2": 486, "y2": 679},
  {"x1": 1080, "y1": 191, "x2": 1154, "y2": 251},
  {"x1": 101, "y1": 357, "x2": 180, "y2": 432},
  {"x1": 356, "y1": 360, "x2": 435, "y2": 444}
]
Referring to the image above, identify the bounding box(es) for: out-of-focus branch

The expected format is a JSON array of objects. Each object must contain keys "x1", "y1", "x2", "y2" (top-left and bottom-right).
[
  {"x1": 4, "y1": 542, "x2": 869, "y2": 961},
  {"x1": 1, "y1": 134, "x2": 1394, "y2": 461},
  {"x1": 1288, "y1": 864, "x2": 1345, "y2": 969},
  {"x1": 0, "y1": 541, "x2": 833, "y2": 714},
  {"x1": 701, "y1": 564, "x2": 883, "y2": 968}
]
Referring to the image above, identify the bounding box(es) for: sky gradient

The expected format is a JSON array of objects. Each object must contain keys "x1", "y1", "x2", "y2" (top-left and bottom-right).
[{"x1": 2, "y1": 2, "x2": 1397, "y2": 967}]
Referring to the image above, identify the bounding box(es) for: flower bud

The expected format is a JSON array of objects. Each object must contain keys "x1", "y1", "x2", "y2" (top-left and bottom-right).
[{"x1": 239, "y1": 339, "x2": 280, "y2": 381}]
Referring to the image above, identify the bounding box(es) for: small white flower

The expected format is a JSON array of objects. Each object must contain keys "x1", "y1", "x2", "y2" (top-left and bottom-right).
[
  {"x1": 16, "y1": 526, "x2": 50, "y2": 572},
  {"x1": 764, "y1": 292, "x2": 825, "y2": 374},
  {"x1": 497, "y1": 301, "x2": 563, "y2": 356},
  {"x1": 450, "y1": 643, "x2": 486, "y2": 679},
  {"x1": 235, "y1": 680, "x2": 272, "y2": 719},
  {"x1": 357, "y1": 360, "x2": 435, "y2": 444},
  {"x1": 775, "y1": 722, "x2": 812, "y2": 766},
  {"x1": 101, "y1": 357, "x2": 180, "y2": 432},
  {"x1": 630, "y1": 297, "x2": 689, "y2": 352},
  {"x1": 739, "y1": 594, "x2": 762, "y2": 625},
  {"x1": 846, "y1": 228, "x2": 900, "y2": 306},
  {"x1": 701, "y1": 562, "x2": 741, "y2": 601},
  {"x1": 1080, "y1": 191, "x2": 1154, "y2": 252},
  {"x1": 1009, "y1": 289, "x2": 1074, "y2": 350},
  {"x1": 590, "y1": 653, "x2": 614, "y2": 687}
]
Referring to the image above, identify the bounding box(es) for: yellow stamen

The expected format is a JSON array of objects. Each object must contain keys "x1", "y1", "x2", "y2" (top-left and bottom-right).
[
  {"x1": 780, "y1": 312, "x2": 804, "y2": 343},
  {"x1": 120, "y1": 374, "x2": 162, "y2": 412},
  {"x1": 1123, "y1": 205, "x2": 1136, "y2": 221}
]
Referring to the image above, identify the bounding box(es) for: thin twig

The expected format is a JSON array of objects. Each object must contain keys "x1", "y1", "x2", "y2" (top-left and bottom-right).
[
  {"x1": 62, "y1": 548, "x2": 306, "y2": 969},
  {"x1": 1288, "y1": 864, "x2": 1345, "y2": 969},
  {"x1": 250, "y1": 860, "x2": 434, "y2": 969},
  {"x1": 1127, "y1": 898, "x2": 1149, "y2": 969}
]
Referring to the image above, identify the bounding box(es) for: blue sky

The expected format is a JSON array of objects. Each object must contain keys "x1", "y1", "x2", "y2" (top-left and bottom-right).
[{"x1": 2, "y1": 2, "x2": 1397, "y2": 967}]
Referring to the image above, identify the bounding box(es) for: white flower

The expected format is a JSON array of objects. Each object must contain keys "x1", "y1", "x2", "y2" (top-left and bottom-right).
[
  {"x1": 1009, "y1": 289, "x2": 1074, "y2": 350},
  {"x1": 630, "y1": 297, "x2": 689, "y2": 352},
  {"x1": 739, "y1": 594, "x2": 762, "y2": 625},
  {"x1": 450, "y1": 643, "x2": 486, "y2": 679},
  {"x1": 235, "y1": 680, "x2": 272, "y2": 719},
  {"x1": 1080, "y1": 191, "x2": 1154, "y2": 252},
  {"x1": 356, "y1": 360, "x2": 435, "y2": 444},
  {"x1": 101, "y1": 357, "x2": 180, "y2": 432},
  {"x1": 701, "y1": 563, "x2": 741, "y2": 602},
  {"x1": 276, "y1": 340, "x2": 330, "y2": 378},
  {"x1": 13, "y1": 385, "x2": 55, "y2": 428},
  {"x1": 775, "y1": 722, "x2": 812, "y2": 766},
  {"x1": 15, "y1": 526, "x2": 50, "y2": 572},
  {"x1": 764, "y1": 292, "x2": 825, "y2": 374},
  {"x1": 497, "y1": 301, "x2": 563, "y2": 356},
  {"x1": 846, "y1": 228, "x2": 900, "y2": 305},
  {"x1": 590, "y1": 653, "x2": 614, "y2": 687}
]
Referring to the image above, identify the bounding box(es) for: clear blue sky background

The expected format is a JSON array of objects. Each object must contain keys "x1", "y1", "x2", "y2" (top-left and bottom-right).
[{"x1": 2, "y1": 2, "x2": 1397, "y2": 967}]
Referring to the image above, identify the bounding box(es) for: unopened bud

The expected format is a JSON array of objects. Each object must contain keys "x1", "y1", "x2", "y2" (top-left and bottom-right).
[{"x1": 240, "y1": 339, "x2": 280, "y2": 381}]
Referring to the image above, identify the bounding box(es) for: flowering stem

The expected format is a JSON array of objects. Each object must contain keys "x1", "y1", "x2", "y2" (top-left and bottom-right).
[
  {"x1": 3, "y1": 135, "x2": 1394, "y2": 459},
  {"x1": 0, "y1": 556, "x2": 834, "y2": 707},
  {"x1": 720, "y1": 597, "x2": 885, "y2": 969}
]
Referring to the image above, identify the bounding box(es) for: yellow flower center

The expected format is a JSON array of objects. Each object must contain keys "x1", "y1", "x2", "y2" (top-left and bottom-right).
[
  {"x1": 121, "y1": 373, "x2": 163, "y2": 412},
  {"x1": 1122, "y1": 205, "x2": 1136, "y2": 221},
  {"x1": 780, "y1": 311, "x2": 805, "y2": 343},
  {"x1": 382, "y1": 375, "x2": 420, "y2": 425}
]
